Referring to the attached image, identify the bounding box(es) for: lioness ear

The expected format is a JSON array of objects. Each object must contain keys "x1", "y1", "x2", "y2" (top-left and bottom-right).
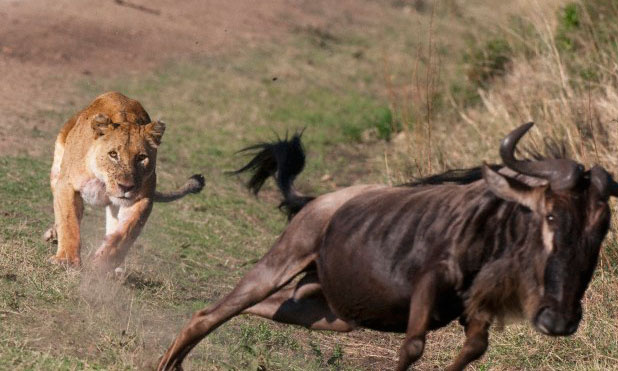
[
  {"x1": 482, "y1": 164, "x2": 542, "y2": 211},
  {"x1": 145, "y1": 120, "x2": 165, "y2": 148},
  {"x1": 91, "y1": 113, "x2": 114, "y2": 138}
]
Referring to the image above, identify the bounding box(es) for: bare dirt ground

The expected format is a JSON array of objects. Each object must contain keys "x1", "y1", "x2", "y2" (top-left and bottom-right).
[{"x1": 0, "y1": 0, "x2": 381, "y2": 154}]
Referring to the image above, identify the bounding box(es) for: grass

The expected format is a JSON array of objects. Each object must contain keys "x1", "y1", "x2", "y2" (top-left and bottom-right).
[{"x1": 1, "y1": 1, "x2": 618, "y2": 370}]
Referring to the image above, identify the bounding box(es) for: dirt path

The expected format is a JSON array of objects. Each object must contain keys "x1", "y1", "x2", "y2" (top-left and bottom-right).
[{"x1": 0, "y1": 0, "x2": 380, "y2": 154}]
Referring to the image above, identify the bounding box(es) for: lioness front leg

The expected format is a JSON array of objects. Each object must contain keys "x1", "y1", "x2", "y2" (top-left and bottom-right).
[
  {"x1": 93, "y1": 198, "x2": 153, "y2": 271},
  {"x1": 51, "y1": 181, "x2": 84, "y2": 266}
]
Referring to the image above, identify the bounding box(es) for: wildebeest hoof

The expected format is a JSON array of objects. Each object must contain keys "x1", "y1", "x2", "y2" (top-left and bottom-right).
[{"x1": 156, "y1": 356, "x2": 184, "y2": 371}]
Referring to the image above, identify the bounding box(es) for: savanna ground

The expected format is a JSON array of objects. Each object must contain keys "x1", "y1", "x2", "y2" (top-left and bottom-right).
[{"x1": 1, "y1": 0, "x2": 617, "y2": 369}]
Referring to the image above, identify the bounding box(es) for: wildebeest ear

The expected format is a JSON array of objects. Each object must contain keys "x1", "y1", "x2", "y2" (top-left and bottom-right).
[
  {"x1": 145, "y1": 120, "x2": 166, "y2": 148},
  {"x1": 482, "y1": 164, "x2": 541, "y2": 211},
  {"x1": 589, "y1": 165, "x2": 612, "y2": 201},
  {"x1": 91, "y1": 113, "x2": 114, "y2": 138}
]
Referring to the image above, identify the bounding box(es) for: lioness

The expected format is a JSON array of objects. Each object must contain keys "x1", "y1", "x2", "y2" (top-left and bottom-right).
[{"x1": 47, "y1": 91, "x2": 204, "y2": 270}]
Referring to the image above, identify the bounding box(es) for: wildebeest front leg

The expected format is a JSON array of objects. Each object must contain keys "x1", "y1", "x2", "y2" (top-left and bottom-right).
[
  {"x1": 93, "y1": 198, "x2": 152, "y2": 270},
  {"x1": 396, "y1": 272, "x2": 438, "y2": 371},
  {"x1": 445, "y1": 316, "x2": 491, "y2": 371},
  {"x1": 243, "y1": 272, "x2": 356, "y2": 332},
  {"x1": 157, "y1": 249, "x2": 316, "y2": 370}
]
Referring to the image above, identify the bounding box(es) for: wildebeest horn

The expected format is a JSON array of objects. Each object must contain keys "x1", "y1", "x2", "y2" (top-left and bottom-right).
[{"x1": 500, "y1": 122, "x2": 584, "y2": 191}]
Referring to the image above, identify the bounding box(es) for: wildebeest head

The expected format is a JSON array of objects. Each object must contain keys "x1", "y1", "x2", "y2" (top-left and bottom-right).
[{"x1": 481, "y1": 122, "x2": 617, "y2": 336}]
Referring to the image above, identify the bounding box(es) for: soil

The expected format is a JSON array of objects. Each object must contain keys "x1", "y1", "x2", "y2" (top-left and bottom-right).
[{"x1": 0, "y1": 0, "x2": 379, "y2": 154}]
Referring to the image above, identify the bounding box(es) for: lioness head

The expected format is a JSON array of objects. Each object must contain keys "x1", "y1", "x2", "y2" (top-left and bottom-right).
[{"x1": 88, "y1": 113, "x2": 165, "y2": 204}]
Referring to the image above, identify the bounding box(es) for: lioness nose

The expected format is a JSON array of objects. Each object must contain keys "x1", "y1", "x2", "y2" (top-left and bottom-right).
[{"x1": 118, "y1": 182, "x2": 135, "y2": 193}]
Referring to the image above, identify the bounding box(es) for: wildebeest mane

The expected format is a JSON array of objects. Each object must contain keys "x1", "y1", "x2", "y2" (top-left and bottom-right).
[{"x1": 403, "y1": 165, "x2": 500, "y2": 186}]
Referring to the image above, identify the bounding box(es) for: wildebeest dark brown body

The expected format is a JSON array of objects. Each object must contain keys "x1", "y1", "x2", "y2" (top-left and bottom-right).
[
  {"x1": 318, "y1": 184, "x2": 512, "y2": 333},
  {"x1": 158, "y1": 124, "x2": 618, "y2": 370}
]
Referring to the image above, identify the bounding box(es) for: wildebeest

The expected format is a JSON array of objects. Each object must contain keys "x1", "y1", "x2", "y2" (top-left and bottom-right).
[{"x1": 158, "y1": 123, "x2": 617, "y2": 370}]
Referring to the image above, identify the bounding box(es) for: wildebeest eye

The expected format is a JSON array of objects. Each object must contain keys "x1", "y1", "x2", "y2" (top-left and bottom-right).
[
  {"x1": 108, "y1": 151, "x2": 118, "y2": 160},
  {"x1": 137, "y1": 154, "x2": 148, "y2": 163},
  {"x1": 546, "y1": 214, "x2": 555, "y2": 222}
]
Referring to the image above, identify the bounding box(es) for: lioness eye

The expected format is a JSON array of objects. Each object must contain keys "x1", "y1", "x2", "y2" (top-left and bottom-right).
[{"x1": 108, "y1": 151, "x2": 118, "y2": 160}]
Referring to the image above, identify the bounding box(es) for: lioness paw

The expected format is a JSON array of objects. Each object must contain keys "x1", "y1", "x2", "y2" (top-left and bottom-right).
[
  {"x1": 92, "y1": 248, "x2": 123, "y2": 273},
  {"x1": 49, "y1": 255, "x2": 81, "y2": 268},
  {"x1": 43, "y1": 226, "x2": 58, "y2": 243}
]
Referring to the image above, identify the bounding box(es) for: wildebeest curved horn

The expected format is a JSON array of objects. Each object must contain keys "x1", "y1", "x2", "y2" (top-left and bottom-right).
[{"x1": 500, "y1": 122, "x2": 584, "y2": 191}]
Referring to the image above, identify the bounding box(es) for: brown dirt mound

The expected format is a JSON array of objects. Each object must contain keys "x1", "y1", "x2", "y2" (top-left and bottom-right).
[{"x1": 0, "y1": 0, "x2": 380, "y2": 154}]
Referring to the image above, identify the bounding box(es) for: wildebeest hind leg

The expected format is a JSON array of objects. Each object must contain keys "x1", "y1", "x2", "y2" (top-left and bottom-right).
[
  {"x1": 243, "y1": 272, "x2": 355, "y2": 332},
  {"x1": 157, "y1": 246, "x2": 317, "y2": 370}
]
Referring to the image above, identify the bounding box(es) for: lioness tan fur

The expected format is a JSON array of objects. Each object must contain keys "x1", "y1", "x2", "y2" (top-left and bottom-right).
[{"x1": 48, "y1": 91, "x2": 204, "y2": 270}]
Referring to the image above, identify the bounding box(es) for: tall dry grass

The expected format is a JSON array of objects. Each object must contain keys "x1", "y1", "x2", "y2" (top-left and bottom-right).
[
  {"x1": 466, "y1": 1, "x2": 618, "y2": 166},
  {"x1": 458, "y1": 0, "x2": 618, "y2": 264},
  {"x1": 385, "y1": 0, "x2": 615, "y2": 169},
  {"x1": 386, "y1": 0, "x2": 617, "y2": 234}
]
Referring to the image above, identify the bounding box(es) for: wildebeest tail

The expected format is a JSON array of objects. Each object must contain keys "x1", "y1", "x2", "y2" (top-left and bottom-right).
[{"x1": 232, "y1": 133, "x2": 314, "y2": 219}]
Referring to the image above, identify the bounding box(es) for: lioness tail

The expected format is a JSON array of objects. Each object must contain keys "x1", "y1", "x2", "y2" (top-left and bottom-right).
[{"x1": 154, "y1": 174, "x2": 205, "y2": 202}]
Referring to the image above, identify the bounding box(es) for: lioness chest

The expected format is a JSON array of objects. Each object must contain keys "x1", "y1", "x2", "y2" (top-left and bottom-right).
[{"x1": 80, "y1": 178, "x2": 110, "y2": 206}]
